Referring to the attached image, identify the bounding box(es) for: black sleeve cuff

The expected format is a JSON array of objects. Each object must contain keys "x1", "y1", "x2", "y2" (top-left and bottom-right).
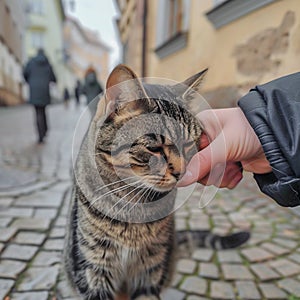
[{"x1": 238, "y1": 90, "x2": 300, "y2": 207}]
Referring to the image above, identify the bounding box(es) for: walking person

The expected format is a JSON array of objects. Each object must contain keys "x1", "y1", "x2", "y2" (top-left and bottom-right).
[
  {"x1": 63, "y1": 87, "x2": 70, "y2": 109},
  {"x1": 82, "y1": 67, "x2": 103, "y2": 115},
  {"x1": 74, "y1": 79, "x2": 81, "y2": 107},
  {"x1": 23, "y1": 48, "x2": 56, "y2": 144}
]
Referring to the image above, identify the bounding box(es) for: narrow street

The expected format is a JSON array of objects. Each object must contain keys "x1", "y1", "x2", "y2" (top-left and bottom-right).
[
  {"x1": 0, "y1": 102, "x2": 82, "y2": 299},
  {"x1": 0, "y1": 102, "x2": 300, "y2": 300}
]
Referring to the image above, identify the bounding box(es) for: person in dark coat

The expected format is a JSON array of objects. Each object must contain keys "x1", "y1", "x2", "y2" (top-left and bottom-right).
[
  {"x1": 23, "y1": 48, "x2": 56, "y2": 144},
  {"x1": 178, "y1": 72, "x2": 300, "y2": 207},
  {"x1": 63, "y1": 87, "x2": 70, "y2": 109},
  {"x1": 82, "y1": 67, "x2": 103, "y2": 114},
  {"x1": 74, "y1": 79, "x2": 81, "y2": 107}
]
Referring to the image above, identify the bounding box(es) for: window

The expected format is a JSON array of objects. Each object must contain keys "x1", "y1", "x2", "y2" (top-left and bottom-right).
[
  {"x1": 29, "y1": 0, "x2": 44, "y2": 15},
  {"x1": 155, "y1": 0, "x2": 190, "y2": 59},
  {"x1": 157, "y1": 0, "x2": 185, "y2": 42},
  {"x1": 168, "y1": 0, "x2": 183, "y2": 39},
  {"x1": 206, "y1": 0, "x2": 278, "y2": 29},
  {"x1": 31, "y1": 31, "x2": 44, "y2": 49}
]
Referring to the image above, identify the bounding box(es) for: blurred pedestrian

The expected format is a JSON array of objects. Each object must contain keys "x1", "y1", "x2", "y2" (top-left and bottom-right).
[
  {"x1": 63, "y1": 87, "x2": 70, "y2": 109},
  {"x1": 74, "y1": 79, "x2": 81, "y2": 107},
  {"x1": 82, "y1": 67, "x2": 103, "y2": 114},
  {"x1": 23, "y1": 48, "x2": 56, "y2": 144}
]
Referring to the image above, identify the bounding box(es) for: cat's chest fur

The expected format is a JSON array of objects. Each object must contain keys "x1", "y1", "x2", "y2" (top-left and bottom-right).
[
  {"x1": 118, "y1": 245, "x2": 151, "y2": 277},
  {"x1": 78, "y1": 194, "x2": 174, "y2": 248},
  {"x1": 120, "y1": 246, "x2": 131, "y2": 267}
]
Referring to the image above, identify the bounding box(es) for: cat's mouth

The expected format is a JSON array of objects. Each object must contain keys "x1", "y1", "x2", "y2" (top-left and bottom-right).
[
  {"x1": 143, "y1": 177, "x2": 178, "y2": 192},
  {"x1": 111, "y1": 166, "x2": 180, "y2": 193}
]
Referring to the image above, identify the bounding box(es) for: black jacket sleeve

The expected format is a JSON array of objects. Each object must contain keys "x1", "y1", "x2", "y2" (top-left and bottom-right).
[{"x1": 238, "y1": 72, "x2": 300, "y2": 207}]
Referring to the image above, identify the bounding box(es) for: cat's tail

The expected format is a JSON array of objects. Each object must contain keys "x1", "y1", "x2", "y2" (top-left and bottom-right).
[{"x1": 177, "y1": 230, "x2": 250, "y2": 250}]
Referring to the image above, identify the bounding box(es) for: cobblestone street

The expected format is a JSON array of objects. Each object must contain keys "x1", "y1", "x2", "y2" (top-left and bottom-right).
[{"x1": 0, "y1": 102, "x2": 300, "y2": 300}]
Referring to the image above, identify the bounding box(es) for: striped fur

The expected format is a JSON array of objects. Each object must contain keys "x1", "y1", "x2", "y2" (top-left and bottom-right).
[{"x1": 64, "y1": 65, "x2": 249, "y2": 300}]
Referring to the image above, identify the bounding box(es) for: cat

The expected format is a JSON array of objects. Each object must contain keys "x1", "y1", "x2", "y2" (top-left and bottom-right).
[{"x1": 64, "y1": 64, "x2": 250, "y2": 300}]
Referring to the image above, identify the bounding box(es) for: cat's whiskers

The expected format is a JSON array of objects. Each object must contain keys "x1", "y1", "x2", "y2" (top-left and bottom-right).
[
  {"x1": 126, "y1": 187, "x2": 152, "y2": 215},
  {"x1": 103, "y1": 183, "x2": 146, "y2": 221},
  {"x1": 148, "y1": 188, "x2": 158, "y2": 202},
  {"x1": 89, "y1": 179, "x2": 142, "y2": 208},
  {"x1": 99, "y1": 187, "x2": 138, "y2": 223},
  {"x1": 94, "y1": 176, "x2": 136, "y2": 192},
  {"x1": 111, "y1": 184, "x2": 148, "y2": 222},
  {"x1": 89, "y1": 184, "x2": 130, "y2": 209}
]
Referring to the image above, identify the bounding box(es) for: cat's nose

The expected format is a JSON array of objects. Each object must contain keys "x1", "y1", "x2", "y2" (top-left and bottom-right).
[
  {"x1": 169, "y1": 162, "x2": 186, "y2": 180},
  {"x1": 172, "y1": 172, "x2": 181, "y2": 180}
]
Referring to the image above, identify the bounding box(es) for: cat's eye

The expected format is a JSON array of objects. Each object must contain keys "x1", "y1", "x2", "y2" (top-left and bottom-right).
[{"x1": 146, "y1": 146, "x2": 162, "y2": 153}]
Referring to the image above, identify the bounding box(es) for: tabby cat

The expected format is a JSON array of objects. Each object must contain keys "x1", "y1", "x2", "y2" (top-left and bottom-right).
[{"x1": 64, "y1": 65, "x2": 249, "y2": 300}]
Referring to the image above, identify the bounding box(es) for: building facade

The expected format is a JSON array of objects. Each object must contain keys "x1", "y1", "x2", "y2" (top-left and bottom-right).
[
  {"x1": 23, "y1": 0, "x2": 75, "y2": 101},
  {"x1": 116, "y1": 0, "x2": 147, "y2": 76},
  {"x1": 115, "y1": 0, "x2": 300, "y2": 108},
  {"x1": 0, "y1": 0, "x2": 25, "y2": 105},
  {"x1": 64, "y1": 16, "x2": 111, "y2": 85}
]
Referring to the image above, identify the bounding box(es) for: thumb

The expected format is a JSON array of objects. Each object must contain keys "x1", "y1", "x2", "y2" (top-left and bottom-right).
[
  {"x1": 177, "y1": 146, "x2": 212, "y2": 186},
  {"x1": 177, "y1": 133, "x2": 227, "y2": 186}
]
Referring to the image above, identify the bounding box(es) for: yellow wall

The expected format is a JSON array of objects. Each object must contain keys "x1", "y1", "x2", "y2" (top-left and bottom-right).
[
  {"x1": 117, "y1": 0, "x2": 144, "y2": 75},
  {"x1": 139, "y1": 0, "x2": 300, "y2": 107},
  {"x1": 0, "y1": 0, "x2": 25, "y2": 105}
]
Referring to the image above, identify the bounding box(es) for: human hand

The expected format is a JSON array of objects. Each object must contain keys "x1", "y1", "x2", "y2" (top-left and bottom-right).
[{"x1": 178, "y1": 107, "x2": 272, "y2": 188}]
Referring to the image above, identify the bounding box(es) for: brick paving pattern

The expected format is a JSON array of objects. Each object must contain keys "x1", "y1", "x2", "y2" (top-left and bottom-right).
[{"x1": 0, "y1": 103, "x2": 300, "y2": 299}]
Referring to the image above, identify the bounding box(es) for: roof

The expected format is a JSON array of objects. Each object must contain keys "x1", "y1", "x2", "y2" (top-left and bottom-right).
[{"x1": 66, "y1": 16, "x2": 111, "y2": 52}]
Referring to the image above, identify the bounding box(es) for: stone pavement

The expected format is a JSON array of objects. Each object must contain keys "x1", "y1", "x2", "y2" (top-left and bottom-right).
[{"x1": 0, "y1": 102, "x2": 300, "y2": 300}]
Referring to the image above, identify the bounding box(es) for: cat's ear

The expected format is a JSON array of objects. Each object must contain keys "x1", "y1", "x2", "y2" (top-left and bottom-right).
[
  {"x1": 177, "y1": 68, "x2": 208, "y2": 101},
  {"x1": 104, "y1": 64, "x2": 150, "y2": 119}
]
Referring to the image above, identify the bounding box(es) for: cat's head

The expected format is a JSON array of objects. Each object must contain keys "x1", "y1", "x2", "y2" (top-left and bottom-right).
[{"x1": 94, "y1": 65, "x2": 207, "y2": 193}]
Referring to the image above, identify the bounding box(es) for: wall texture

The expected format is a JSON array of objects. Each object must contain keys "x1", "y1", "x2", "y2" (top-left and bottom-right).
[
  {"x1": 0, "y1": 0, "x2": 25, "y2": 105},
  {"x1": 117, "y1": 0, "x2": 300, "y2": 108}
]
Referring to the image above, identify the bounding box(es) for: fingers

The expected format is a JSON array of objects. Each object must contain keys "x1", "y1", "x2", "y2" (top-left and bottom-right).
[
  {"x1": 199, "y1": 132, "x2": 210, "y2": 150},
  {"x1": 178, "y1": 108, "x2": 245, "y2": 188},
  {"x1": 178, "y1": 133, "x2": 226, "y2": 186},
  {"x1": 199, "y1": 162, "x2": 243, "y2": 189},
  {"x1": 178, "y1": 134, "x2": 243, "y2": 189},
  {"x1": 177, "y1": 149, "x2": 209, "y2": 186},
  {"x1": 241, "y1": 157, "x2": 272, "y2": 174},
  {"x1": 220, "y1": 162, "x2": 243, "y2": 189},
  {"x1": 196, "y1": 109, "x2": 224, "y2": 138}
]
